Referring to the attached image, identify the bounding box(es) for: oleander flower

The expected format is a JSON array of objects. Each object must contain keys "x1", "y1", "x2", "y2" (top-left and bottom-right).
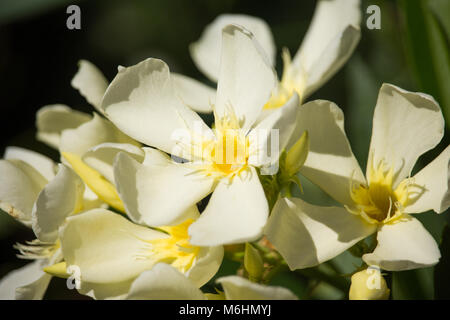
[
  {"x1": 0, "y1": 148, "x2": 85, "y2": 299},
  {"x1": 103, "y1": 25, "x2": 301, "y2": 246},
  {"x1": 190, "y1": 0, "x2": 361, "y2": 109},
  {"x1": 123, "y1": 263, "x2": 298, "y2": 300},
  {"x1": 265, "y1": 84, "x2": 449, "y2": 271},
  {"x1": 51, "y1": 207, "x2": 223, "y2": 300},
  {"x1": 37, "y1": 60, "x2": 215, "y2": 213}
]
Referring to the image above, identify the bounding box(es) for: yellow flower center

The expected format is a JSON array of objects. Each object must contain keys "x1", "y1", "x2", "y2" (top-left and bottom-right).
[
  {"x1": 189, "y1": 111, "x2": 249, "y2": 178},
  {"x1": 349, "y1": 160, "x2": 410, "y2": 224},
  {"x1": 147, "y1": 219, "x2": 200, "y2": 273}
]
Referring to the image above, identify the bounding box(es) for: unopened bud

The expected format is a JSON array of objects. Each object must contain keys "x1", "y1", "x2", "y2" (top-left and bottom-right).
[
  {"x1": 349, "y1": 267, "x2": 390, "y2": 300},
  {"x1": 285, "y1": 131, "x2": 309, "y2": 177},
  {"x1": 244, "y1": 243, "x2": 264, "y2": 282}
]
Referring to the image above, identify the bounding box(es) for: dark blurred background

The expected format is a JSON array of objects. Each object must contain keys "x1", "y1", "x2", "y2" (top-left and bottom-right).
[{"x1": 0, "y1": 0, "x2": 449, "y2": 299}]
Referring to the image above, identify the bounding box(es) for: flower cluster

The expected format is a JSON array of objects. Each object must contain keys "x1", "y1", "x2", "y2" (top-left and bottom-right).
[{"x1": 0, "y1": 0, "x2": 448, "y2": 300}]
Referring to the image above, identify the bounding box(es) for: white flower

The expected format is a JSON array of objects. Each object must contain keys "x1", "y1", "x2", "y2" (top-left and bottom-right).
[
  {"x1": 0, "y1": 148, "x2": 85, "y2": 299},
  {"x1": 265, "y1": 84, "x2": 449, "y2": 271},
  {"x1": 124, "y1": 263, "x2": 298, "y2": 300},
  {"x1": 190, "y1": 0, "x2": 361, "y2": 108},
  {"x1": 55, "y1": 208, "x2": 223, "y2": 300},
  {"x1": 37, "y1": 59, "x2": 213, "y2": 212},
  {"x1": 102, "y1": 25, "x2": 301, "y2": 246}
]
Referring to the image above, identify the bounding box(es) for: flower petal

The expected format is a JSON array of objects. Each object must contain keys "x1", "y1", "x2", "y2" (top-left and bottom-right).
[
  {"x1": 62, "y1": 152, "x2": 125, "y2": 212},
  {"x1": 363, "y1": 215, "x2": 441, "y2": 271},
  {"x1": 77, "y1": 280, "x2": 133, "y2": 300},
  {"x1": 4, "y1": 146, "x2": 56, "y2": 181},
  {"x1": 126, "y1": 263, "x2": 205, "y2": 300},
  {"x1": 113, "y1": 151, "x2": 214, "y2": 227},
  {"x1": 189, "y1": 167, "x2": 268, "y2": 246},
  {"x1": 264, "y1": 197, "x2": 376, "y2": 270},
  {"x1": 59, "y1": 113, "x2": 138, "y2": 157},
  {"x1": 71, "y1": 60, "x2": 108, "y2": 112},
  {"x1": 0, "y1": 160, "x2": 47, "y2": 225},
  {"x1": 292, "y1": 0, "x2": 361, "y2": 97},
  {"x1": 186, "y1": 245, "x2": 224, "y2": 288},
  {"x1": 292, "y1": 100, "x2": 365, "y2": 206},
  {"x1": 217, "y1": 276, "x2": 298, "y2": 300},
  {"x1": 248, "y1": 93, "x2": 300, "y2": 168},
  {"x1": 368, "y1": 84, "x2": 445, "y2": 187},
  {"x1": 0, "y1": 260, "x2": 51, "y2": 300},
  {"x1": 60, "y1": 208, "x2": 163, "y2": 283},
  {"x1": 82, "y1": 142, "x2": 144, "y2": 183},
  {"x1": 171, "y1": 73, "x2": 215, "y2": 113},
  {"x1": 190, "y1": 14, "x2": 276, "y2": 82},
  {"x1": 102, "y1": 58, "x2": 212, "y2": 156},
  {"x1": 36, "y1": 104, "x2": 91, "y2": 149},
  {"x1": 32, "y1": 164, "x2": 85, "y2": 242},
  {"x1": 405, "y1": 145, "x2": 450, "y2": 214},
  {"x1": 215, "y1": 25, "x2": 277, "y2": 132}
]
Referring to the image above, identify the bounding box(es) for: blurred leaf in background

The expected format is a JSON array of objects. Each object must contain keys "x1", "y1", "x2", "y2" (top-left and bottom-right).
[
  {"x1": 0, "y1": 0, "x2": 77, "y2": 25},
  {"x1": 435, "y1": 226, "x2": 450, "y2": 299},
  {"x1": 399, "y1": 0, "x2": 450, "y2": 130}
]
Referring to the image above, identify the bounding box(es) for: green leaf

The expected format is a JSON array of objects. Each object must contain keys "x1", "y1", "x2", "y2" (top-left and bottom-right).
[
  {"x1": 398, "y1": 0, "x2": 450, "y2": 130},
  {"x1": 345, "y1": 54, "x2": 379, "y2": 170},
  {"x1": 428, "y1": 0, "x2": 450, "y2": 41},
  {"x1": 269, "y1": 270, "x2": 308, "y2": 299},
  {"x1": 392, "y1": 267, "x2": 434, "y2": 299},
  {"x1": 434, "y1": 225, "x2": 450, "y2": 299}
]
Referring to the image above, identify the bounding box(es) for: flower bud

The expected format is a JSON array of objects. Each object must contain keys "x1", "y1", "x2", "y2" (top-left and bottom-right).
[
  {"x1": 285, "y1": 131, "x2": 309, "y2": 177},
  {"x1": 244, "y1": 243, "x2": 264, "y2": 282},
  {"x1": 349, "y1": 267, "x2": 390, "y2": 300}
]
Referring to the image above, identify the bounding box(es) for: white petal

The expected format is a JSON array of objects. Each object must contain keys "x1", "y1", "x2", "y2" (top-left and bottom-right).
[
  {"x1": 113, "y1": 151, "x2": 214, "y2": 227},
  {"x1": 60, "y1": 208, "x2": 163, "y2": 283},
  {"x1": 83, "y1": 142, "x2": 144, "y2": 183},
  {"x1": 217, "y1": 276, "x2": 298, "y2": 300},
  {"x1": 126, "y1": 263, "x2": 205, "y2": 300},
  {"x1": 36, "y1": 104, "x2": 91, "y2": 149},
  {"x1": 293, "y1": 0, "x2": 361, "y2": 97},
  {"x1": 71, "y1": 60, "x2": 108, "y2": 112},
  {"x1": 363, "y1": 215, "x2": 441, "y2": 271},
  {"x1": 172, "y1": 73, "x2": 215, "y2": 113},
  {"x1": 368, "y1": 84, "x2": 445, "y2": 187},
  {"x1": 4, "y1": 146, "x2": 55, "y2": 181},
  {"x1": 0, "y1": 160, "x2": 47, "y2": 225},
  {"x1": 215, "y1": 25, "x2": 277, "y2": 132},
  {"x1": 264, "y1": 197, "x2": 376, "y2": 270},
  {"x1": 32, "y1": 164, "x2": 85, "y2": 242},
  {"x1": 0, "y1": 260, "x2": 51, "y2": 300},
  {"x1": 186, "y1": 246, "x2": 224, "y2": 288},
  {"x1": 189, "y1": 167, "x2": 268, "y2": 246},
  {"x1": 77, "y1": 280, "x2": 133, "y2": 300},
  {"x1": 102, "y1": 58, "x2": 212, "y2": 156},
  {"x1": 405, "y1": 145, "x2": 450, "y2": 214},
  {"x1": 248, "y1": 93, "x2": 300, "y2": 168},
  {"x1": 59, "y1": 113, "x2": 138, "y2": 157},
  {"x1": 190, "y1": 14, "x2": 276, "y2": 82},
  {"x1": 293, "y1": 100, "x2": 365, "y2": 206}
]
